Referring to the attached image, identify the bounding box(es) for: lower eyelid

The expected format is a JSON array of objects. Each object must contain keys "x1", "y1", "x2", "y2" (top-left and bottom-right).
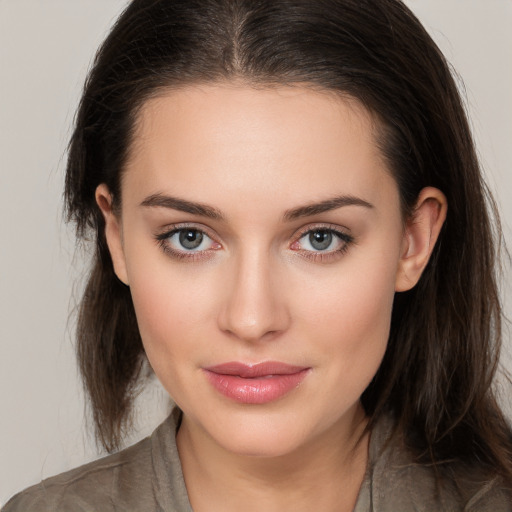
[
  {"x1": 301, "y1": 245, "x2": 350, "y2": 263},
  {"x1": 155, "y1": 226, "x2": 223, "y2": 261}
]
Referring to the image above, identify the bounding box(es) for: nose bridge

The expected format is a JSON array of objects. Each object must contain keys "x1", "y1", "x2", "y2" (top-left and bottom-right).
[{"x1": 218, "y1": 244, "x2": 289, "y2": 342}]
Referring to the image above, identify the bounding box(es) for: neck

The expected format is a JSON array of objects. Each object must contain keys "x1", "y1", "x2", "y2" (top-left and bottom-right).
[{"x1": 176, "y1": 404, "x2": 369, "y2": 512}]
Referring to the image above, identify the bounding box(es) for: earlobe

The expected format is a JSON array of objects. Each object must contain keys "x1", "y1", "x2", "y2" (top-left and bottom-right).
[
  {"x1": 395, "y1": 187, "x2": 447, "y2": 292},
  {"x1": 95, "y1": 184, "x2": 129, "y2": 286}
]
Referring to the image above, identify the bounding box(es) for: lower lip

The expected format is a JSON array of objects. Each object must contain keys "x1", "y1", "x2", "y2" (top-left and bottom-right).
[{"x1": 203, "y1": 369, "x2": 309, "y2": 404}]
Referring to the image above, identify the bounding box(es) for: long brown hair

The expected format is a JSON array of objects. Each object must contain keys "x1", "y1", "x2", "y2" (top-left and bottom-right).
[{"x1": 65, "y1": 0, "x2": 511, "y2": 485}]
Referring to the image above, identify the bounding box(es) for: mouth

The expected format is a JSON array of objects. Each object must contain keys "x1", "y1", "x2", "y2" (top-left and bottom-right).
[{"x1": 202, "y1": 361, "x2": 310, "y2": 404}]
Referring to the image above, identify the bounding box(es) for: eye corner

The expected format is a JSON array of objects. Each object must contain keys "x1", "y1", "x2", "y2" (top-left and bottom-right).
[
  {"x1": 289, "y1": 240, "x2": 301, "y2": 251},
  {"x1": 153, "y1": 224, "x2": 222, "y2": 261},
  {"x1": 289, "y1": 224, "x2": 355, "y2": 262}
]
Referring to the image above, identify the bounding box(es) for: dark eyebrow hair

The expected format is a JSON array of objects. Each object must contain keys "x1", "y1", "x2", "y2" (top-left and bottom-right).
[
  {"x1": 140, "y1": 193, "x2": 372, "y2": 222},
  {"x1": 283, "y1": 195, "x2": 374, "y2": 221},
  {"x1": 140, "y1": 193, "x2": 223, "y2": 220}
]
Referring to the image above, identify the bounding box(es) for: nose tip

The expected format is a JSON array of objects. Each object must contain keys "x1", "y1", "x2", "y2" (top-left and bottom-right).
[
  {"x1": 217, "y1": 256, "x2": 290, "y2": 343},
  {"x1": 222, "y1": 317, "x2": 281, "y2": 343}
]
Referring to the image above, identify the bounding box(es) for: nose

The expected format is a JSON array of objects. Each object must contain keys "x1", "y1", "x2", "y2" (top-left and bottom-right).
[{"x1": 217, "y1": 249, "x2": 290, "y2": 343}]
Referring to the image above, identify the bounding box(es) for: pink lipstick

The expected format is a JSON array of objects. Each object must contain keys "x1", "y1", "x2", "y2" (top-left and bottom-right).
[{"x1": 203, "y1": 361, "x2": 310, "y2": 404}]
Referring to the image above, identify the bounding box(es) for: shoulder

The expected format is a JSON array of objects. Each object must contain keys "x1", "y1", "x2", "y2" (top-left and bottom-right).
[
  {"x1": 2, "y1": 409, "x2": 191, "y2": 512},
  {"x1": 364, "y1": 417, "x2": 512, "y2": 512},
  {"x1": 2, "y1": 436, "x2": 153, "y2": 511}
]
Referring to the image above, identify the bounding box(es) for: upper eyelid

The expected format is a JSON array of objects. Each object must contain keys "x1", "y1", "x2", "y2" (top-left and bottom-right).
[
  {"x1": 156, "y1": 222, "x2": 218, "y2": 239},
  {"x1": 293, "y1": 223, "x2": 352, "y2": 239},
  {"x1": 155, "y1": 225, "x2": 220, "y2": 258}
]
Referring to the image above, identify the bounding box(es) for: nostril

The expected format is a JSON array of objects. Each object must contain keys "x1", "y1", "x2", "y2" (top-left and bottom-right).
[{"x1": 219, "y1": 316, "x2": 286, "y2": 343}]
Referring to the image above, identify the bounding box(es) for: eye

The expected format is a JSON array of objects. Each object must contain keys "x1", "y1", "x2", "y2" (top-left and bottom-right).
[
  {"x1": 156, "y1": 226, "x2": 221, "y2": 259},
  {"x1": 291, "y1": 226, "x2": 353, "y2": 258},
  {"x1": 301, "y1": 230, "x2": 338, "y2": 251},
  {"x1": 173, "y1": 228, "x2": 209, "y2": 250}
]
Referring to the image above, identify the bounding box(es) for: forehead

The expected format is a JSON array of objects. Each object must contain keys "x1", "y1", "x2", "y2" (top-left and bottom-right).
[{"x1": 123, "y1": 83, "x2": 396, "y2": 212}]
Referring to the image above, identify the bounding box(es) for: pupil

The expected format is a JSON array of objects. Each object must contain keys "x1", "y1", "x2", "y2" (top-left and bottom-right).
[
  {"x1": 179, "y1": 229, "x2": 203, "y2": 249},
  {"x1": 309, "y1": 230, "x2": 332, "y2": 251}
]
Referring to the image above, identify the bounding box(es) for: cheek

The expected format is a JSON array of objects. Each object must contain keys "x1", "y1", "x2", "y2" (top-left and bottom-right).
[
  {"x1": 300, "y1": 250, "x2": 396, "y2": 323},
  {"x1": 125, "y1": 253, "x2": 215, "y2": 371},
  {"x1": 293, "y1": 251, "x2": 398, "y2": 380},
  {"x1": 127, "y1": 272, "x2": 215, "y2": 406}
]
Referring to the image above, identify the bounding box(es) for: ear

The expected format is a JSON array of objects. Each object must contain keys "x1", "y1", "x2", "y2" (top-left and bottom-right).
[
  {"x1": 395, "y1": 187, "x2": 447, "y2": 292},
  {"x1": 95, "y1": 184, "x2": 129, "y2": 286}
]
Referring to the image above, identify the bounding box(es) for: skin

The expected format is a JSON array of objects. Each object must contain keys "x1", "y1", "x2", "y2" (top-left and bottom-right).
[{"x1": 97, "y1": 84, "x2": 447, "y2": 512}]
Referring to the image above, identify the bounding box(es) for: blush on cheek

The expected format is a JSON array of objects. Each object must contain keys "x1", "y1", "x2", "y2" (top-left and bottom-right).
[
  {"x1": 129, "y1": 277, "x2": 179, "y2": 348},
  {"x1": 128, "y1": 270, "x2": 212, "y2": 363},
  {"x1": 300, "y1": 267, "x2": 394, "y2": 382}
]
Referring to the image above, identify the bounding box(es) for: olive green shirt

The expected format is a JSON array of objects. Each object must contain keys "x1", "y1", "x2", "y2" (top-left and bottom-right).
[{"x1": 3, "y1": 408, "x2": 510, "y2": 511}]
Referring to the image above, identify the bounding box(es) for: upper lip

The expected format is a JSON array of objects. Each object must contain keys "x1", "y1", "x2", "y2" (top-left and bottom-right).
[{"x1": 203, "y1": 361, "x2": 309, "y2": 378}]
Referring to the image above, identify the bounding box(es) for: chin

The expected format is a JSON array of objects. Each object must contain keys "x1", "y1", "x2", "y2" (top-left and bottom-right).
[
  {"x1": 216, "y1": 426, "x2": 310, "y2": 459},
  {"x1": 199, "y1": 403, "x2": 336, "y2": 459}
]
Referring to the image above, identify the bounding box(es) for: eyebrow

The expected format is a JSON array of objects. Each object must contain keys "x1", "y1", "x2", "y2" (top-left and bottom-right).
[
  {"x1": 140, "y1": 192, "x2": 373, "y2": 221},
  {"x1": 283, "y1": 195, "x2": 374, "y2": 221},
  {"x1": 140, "y1": 193, "x2": 223, "y2": 220}
]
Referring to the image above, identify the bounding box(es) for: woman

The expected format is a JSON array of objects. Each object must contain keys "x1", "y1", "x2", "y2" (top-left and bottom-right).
[{"x1": 4, "y1": 0, "x2": 511, "y2": 510}]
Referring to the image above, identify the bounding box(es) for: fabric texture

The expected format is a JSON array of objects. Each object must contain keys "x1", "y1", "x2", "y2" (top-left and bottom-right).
[{"x1": 3, "y1": 408, "x2": 511, "y2": 511}]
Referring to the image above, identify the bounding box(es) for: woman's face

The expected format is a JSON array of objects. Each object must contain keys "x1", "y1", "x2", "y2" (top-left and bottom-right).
[{"x1": 100, "y1": 84, "x2": 433, "y2": 457}]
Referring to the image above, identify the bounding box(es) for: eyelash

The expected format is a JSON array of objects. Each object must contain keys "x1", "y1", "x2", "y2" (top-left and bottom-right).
[
  {"x1": 154, "y1": 224, "x2": 354, "y2": 262},
  {"x1": 155, "y1": 224, "x2": 221, "y2": 261},
  {"x1": 291, "y1": 224, "x2": 354, "y2": 263}
]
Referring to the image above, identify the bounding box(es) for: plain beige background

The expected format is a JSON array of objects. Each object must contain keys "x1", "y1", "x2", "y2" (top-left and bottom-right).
[{"x1": 1, "y1": 0, "x2": 511, "y2": 505}]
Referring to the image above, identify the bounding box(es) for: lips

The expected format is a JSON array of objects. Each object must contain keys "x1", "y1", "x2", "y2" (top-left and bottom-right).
[{"x1": 203, "y1": 361, "x2": 310, "y2": 404}]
